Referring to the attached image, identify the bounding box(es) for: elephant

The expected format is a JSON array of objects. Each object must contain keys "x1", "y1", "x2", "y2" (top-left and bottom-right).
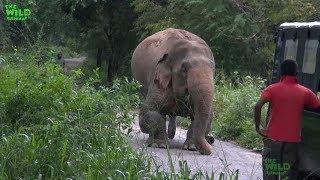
[{"x1": 131, "y1": 28, "x2": 215, "y2": 155}]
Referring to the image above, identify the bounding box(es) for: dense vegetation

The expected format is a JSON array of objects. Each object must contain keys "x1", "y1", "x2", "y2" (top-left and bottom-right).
[
  {"x1": 214, "y1": 74, "x2": 267, "y2": 149},
  {"x1": 1, "y1": 0, "x2": 319, "y2": 178},
  {"x1": 0, "y1": 49, "x2": 149, "y2": 178}
]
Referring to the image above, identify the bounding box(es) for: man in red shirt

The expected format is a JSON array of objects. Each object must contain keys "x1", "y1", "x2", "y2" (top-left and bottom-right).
[{"x1": 255, "y1": 59, "x2": 320, "y2": 180}]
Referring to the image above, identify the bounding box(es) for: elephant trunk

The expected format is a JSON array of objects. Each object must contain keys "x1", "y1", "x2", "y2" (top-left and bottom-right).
[
  {"x1": 139, "y1": 110, "x2": 165, "y2": 134},
  {"x1": 187, "y1": 67, "x2": 214, "y2": 155}
]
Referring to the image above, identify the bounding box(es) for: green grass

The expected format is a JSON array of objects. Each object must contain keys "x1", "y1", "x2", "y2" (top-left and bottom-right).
[
  {"x1": 0, "y1": 50, "x2": 149, "y2": 178},
  {"x1": 214, "y1": 73, "x2": 267, "y2": 150},
  {"x1": 178, "y1": 72, "x2": 267, "y2": 150}
]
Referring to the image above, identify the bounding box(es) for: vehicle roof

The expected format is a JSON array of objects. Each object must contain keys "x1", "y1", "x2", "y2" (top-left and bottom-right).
[{"x1": 279, "y1": 22, "x2": 320, "y2": 29}]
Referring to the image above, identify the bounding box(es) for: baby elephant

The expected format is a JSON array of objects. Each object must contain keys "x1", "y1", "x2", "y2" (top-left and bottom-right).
[{"x1": 131, "y1": 28, "x2": 215, "y2": 155}]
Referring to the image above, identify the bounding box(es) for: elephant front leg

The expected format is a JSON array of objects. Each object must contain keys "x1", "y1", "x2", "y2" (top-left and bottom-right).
[
  {"x1": 147, "y1": 131, "x2": 167, "y2": 148},
  {"x1": 139, "y1": 111, "x2": 168, "y2": 148}
]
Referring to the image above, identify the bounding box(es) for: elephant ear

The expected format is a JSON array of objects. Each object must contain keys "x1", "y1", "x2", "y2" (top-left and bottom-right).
[{"x1": 154, "y1": 54, "x2": 171, "y2": 90}]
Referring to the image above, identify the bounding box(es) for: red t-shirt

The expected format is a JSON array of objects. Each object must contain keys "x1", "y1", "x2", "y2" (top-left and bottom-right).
[{"x1": 261, "y1": 76, "x2": 320, "y2": 142}]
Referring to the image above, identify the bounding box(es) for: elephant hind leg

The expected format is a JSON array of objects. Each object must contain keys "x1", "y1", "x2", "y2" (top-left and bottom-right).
[
  {"x1": 205, "y1": 112, "x2": 215, "y2": 145},
  {"x1": 167, "y1": 115, "x2": 176, "y2": 139},
  {"x1": 147, "y1": 132, "x2": 168, "y2": 148},
  {"x1": 183, "y1": 119, "x2": 197, "y2": 151}
]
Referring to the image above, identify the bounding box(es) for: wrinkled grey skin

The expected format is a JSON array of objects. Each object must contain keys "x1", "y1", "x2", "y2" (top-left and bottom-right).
[{"x1": 131, "y1": 28, "x2": 215, "y2": 155}]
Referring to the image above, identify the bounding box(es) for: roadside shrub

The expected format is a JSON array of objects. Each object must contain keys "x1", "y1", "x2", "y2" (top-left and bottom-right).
[
  {"x1": 214, "y1": 72, "x2": 267, "y2": 149},
  {"x1": 0, "y1": 53, "x2": 148, "y2": 178},
  {"x1": 0, "y1": 62, "x2": 72, "y2": 131}
]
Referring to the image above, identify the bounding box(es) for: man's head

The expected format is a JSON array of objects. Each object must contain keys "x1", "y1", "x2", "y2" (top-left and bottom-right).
[{"x1": 281, "y1": 59, "x2": 298, "y2": 76}]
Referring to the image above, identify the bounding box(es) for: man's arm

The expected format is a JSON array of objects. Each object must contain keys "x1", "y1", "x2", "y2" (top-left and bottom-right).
[
  {"x1": 305, "y1": 90, "x2": 320, "y2": 110},
  {"x1": 315, "y1": 93, "x2": 320, "y2": 112},
  {"x1": 254, "y1": 98, "x2": 269, "y2": 137}
]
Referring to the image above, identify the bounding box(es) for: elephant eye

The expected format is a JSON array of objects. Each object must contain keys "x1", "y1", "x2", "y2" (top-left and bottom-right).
[
  {"x1": 181, "y1": 62, "x2": 189, "y2": 73},
  {"x1": 181, "y1": 66, "x2": 187, "y2": 73}
]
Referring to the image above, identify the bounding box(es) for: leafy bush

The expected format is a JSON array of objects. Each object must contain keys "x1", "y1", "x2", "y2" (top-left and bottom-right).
[
  {"x1": 214, "y1": 72, "x2": 267, "y2": 149},
  {"x1": 0, "y1": 52, "x2": 149, "y2": 178}
]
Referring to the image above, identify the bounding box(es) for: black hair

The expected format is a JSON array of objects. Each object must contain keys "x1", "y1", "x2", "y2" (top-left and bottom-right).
[{"x1": 280, "y1": 59, "x2": 298, "y2": 76}]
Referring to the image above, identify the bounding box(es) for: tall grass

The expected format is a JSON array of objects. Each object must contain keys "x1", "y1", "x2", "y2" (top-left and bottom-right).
[
  {"x1": 214, "y1": 72, "x2": 268, "y2": 149},
  {"x1": 0, "y1": 49, "x2": 150, "y2": 178}
]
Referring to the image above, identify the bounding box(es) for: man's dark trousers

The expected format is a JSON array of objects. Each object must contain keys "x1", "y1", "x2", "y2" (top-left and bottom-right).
[{"x1": 262, "y1": 138, "x2": 299, "y2": 180}]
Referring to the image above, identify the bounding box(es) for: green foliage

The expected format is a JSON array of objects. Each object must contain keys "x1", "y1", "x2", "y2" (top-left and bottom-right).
[
  {"x1": 60, "y1": 0, "x2": 138, "y2": 80},
  {"x1": 0, "y1": 49, "x2": 148, "y2": 178},
  {"x1": 214, "y1": 73, "x2": 267, "y2": 149},
  {"x1": 132, "y1": 0, "x2": 320, "y2": 77},
  {"x1": 0, "y1": 0, "x2": 81, "y2": 52},
  {"x1": 151, "y1": 160, "x2": 239, "y2": 180},
  {"x1": 3, "y1": 0, "x2": 320, "y2": 78}
]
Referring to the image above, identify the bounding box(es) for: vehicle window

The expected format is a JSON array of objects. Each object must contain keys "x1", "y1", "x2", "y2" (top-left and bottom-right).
[
  {"x1": 284, "y1": 39, "x2": 298, "y2": 61},
  {"x1": 302, "y1": 40, "x2": 319, "y2": 74}
]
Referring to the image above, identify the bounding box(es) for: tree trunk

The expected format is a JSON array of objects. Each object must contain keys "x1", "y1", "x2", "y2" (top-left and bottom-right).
[
  {"x1": 107, "y1": 58, "x2": 114, "y2": 84},
  {"x1": 96, "y1": 48, "x2": 103, "y2": 68}
]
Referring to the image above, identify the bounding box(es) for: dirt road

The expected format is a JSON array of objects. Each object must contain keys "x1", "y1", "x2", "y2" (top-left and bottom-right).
[
  {"x1": 129, "y1": 117, "x2": 263, "y2": 180},
  {"x1": 59, "y1": 57, "x2": 87, "y2": 74}
]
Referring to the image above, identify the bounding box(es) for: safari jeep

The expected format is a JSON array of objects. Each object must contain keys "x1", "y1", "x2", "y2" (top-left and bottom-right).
[{"x1": 271, "y1": 22, "x2": 320, "y2": 178}]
